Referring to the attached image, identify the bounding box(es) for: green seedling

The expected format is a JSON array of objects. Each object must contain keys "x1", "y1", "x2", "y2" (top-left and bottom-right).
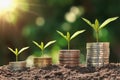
[
  {"x1": 8, "y1": 47, "x2": 29, "y2": 62},
  {"x1": 33, "y1": 40, "x2": 56, "y2": 56},
  {"x1": 82, "y1": 17, "x2": 118, "y2": 42},
  {"x1": 57, "y1": 30, "x2": 85, "y2": 50}
]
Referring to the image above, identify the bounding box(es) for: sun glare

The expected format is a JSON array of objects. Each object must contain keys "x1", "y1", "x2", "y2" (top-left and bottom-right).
[
  {"x1": 0, "y1": 0, "x2": 17, "y2": 12},
  {"x1": 0, "y1": 0, "x2": 29, "y2": 24}
]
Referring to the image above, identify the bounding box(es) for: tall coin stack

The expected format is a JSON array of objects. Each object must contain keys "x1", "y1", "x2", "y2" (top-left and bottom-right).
[{"x1": 86, "y1": 42, "x2": 109, "y2": 67}]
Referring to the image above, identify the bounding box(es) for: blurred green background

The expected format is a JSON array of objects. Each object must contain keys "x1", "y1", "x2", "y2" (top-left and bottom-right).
[{"x1": 0, "y1": 0, "x2": 120, "y2": 66}]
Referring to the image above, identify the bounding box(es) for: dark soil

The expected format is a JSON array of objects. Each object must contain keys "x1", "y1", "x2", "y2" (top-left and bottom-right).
[{"x1": 0, "y1": 63, "x2": 119, "y2": 80}]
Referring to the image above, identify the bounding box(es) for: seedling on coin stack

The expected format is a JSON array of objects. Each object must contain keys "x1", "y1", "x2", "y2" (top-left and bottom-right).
[
  {"x1": 57, "y1": 30, "x2": 85, "y2": 67},
  {"x1": 8, "y1": 47, "x2": 29, "y2": 70},
  {"x1": 33, "y1": 40, "x2": 56, "y2": 67},
  {"x1": 82, "y1": 17, "x2": 118, "y2": 67}
]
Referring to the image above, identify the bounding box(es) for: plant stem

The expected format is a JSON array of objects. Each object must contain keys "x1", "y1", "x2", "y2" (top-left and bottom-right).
[
  {"x1": 16, "y1": 55, "x2": 18, "y2": 62},
  {"x1": 41, "y1": 50, "x2": 44, "y2": 56},
  {"x1": 96, "y1": 31, "x2": 99, "y2": 42},
  {"x1": 68, "y1": 41, "x2": 70, "y2": 50}
]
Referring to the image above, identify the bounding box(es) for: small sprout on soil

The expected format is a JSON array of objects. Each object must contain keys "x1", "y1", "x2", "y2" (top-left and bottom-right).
[
  {"x1": 8, "y1": 47, "x2": 29, "y2": 62},
  {"x1": 33, "y1": 40, "x2": 56, "y2": 56},
  {"x1": 57, "y1": 30, "x2": 85, "y2": 50},
  {"x1": 82, "y1": 17, "x2": 118, "y2": 42}
]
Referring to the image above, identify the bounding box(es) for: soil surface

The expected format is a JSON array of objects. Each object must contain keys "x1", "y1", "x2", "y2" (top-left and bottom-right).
[{"x1": 0, "y1": 63, "x2": 119, "y2": 80}]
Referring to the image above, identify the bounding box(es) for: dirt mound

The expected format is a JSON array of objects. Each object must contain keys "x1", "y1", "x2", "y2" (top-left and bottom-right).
[{"x1": 0, "y1": 63, "x2": 119, "y2": 80}]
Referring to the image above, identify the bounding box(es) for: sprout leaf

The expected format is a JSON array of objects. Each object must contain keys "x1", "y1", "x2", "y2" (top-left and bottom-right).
[
  {"x1": 57, "y1": 30, "x2": 85, "y2": 49},
  {"x1": 8, "y1": 47, "x2": 29, "y2": 61},
  {"x1": 82, "y1": 17, "x2": 118, "y2": 42},
  {"x1": 33, "y1": 40, "x2": 56, "y2": 56},
  {"x1": 70, "y1": 30, "x2": 85, "y2": 40},
  {"x1": 44, "y1": 40, "x2": 56, "y2": 49},
  {"x1": 18, "y1": 47, "x2": 29, "y2": 54},
  {"x1": 99, "y1": 17, "x2": 118, "y2": 29},
  {"x1": 82, "y1": 18, "x2": 93, "y2": 27},
  {"x1": 33, "y1": 41, "x2": 42, "y2": 50},
  {"x1": 8, "y1": 47, "x2": 16, "y2": 55},
  {"x1": 56, "y1": 30, "x2": 66, "y2": 40}
]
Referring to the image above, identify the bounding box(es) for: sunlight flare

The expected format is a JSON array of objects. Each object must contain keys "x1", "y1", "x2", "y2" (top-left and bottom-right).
[
  {"x1": 0, "y1": 0, "x2": 29, "y2": 24},
  {"x1": 0, "y1": 0, "x2": 17, "y2": 13}
]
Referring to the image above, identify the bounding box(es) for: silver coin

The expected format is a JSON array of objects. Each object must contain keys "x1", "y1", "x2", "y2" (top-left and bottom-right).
[
  {"x1": 87, "y1": 43, "x2": 109, "y2": 48},
  {"x1": 87, "y1": 62, "x2": 104, "y2": 67}
]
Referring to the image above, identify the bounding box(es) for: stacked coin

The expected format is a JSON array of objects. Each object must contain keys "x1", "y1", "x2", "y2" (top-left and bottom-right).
[
  {"x1": 34, "y1": 57, "x2": 52, "y2": 67},
  {"x1": 86, "y1": 42, "x2": 109, "y2": 67},
  {"x1": 9, "y1": 61, "x2": 26, "y2": 71},
  {"x1": 59, "y1": 50, "x2": 80, "y2": 67}
]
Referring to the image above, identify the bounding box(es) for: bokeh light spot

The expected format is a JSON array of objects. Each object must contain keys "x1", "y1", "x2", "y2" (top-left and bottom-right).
[
  {"x1": 70, "y1": 6, "x2": 80, "y2": 16},
  {"x1": 72, "y1": 6, "x2": 85, "y2": 16},
  {"x1": 36, "y1": 17, "x2": 45, "y2": 26},
  {"x1": 61, "y1": 22, "x2": 71, "y2": 31},
  {"x1": 65, "y1": 6, "x2": 84, "y2": 23},
  {"x1": 65, "y1": 12, "x2": 76, "y2": 23}
]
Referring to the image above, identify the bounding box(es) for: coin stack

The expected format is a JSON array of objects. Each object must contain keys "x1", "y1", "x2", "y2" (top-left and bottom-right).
[
  {"x1": 9, "y1": 61, "x2": 26, "y2": 71},
  {"x1": 34, "y1": 57, "x2": 52, "y2": 67},
  {"x1": 86, "y1": 42, "x2": 109, "y2": 67},
  {"x1": 59, "y1": 50, "x2": 80, "y2": 67}
]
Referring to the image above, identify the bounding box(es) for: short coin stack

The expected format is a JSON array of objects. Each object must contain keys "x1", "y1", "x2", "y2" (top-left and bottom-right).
[{"x1": 34, "y1": 57, "x2": 52, "y2": 67}]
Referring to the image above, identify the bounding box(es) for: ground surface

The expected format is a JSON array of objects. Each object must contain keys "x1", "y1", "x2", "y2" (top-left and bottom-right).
[{"x1": 0, "y1": 63, "x2": 120, "y2": 80}]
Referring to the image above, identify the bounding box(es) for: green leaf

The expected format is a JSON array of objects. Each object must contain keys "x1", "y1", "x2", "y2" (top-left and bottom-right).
[
  {"x1": 91, "y1": 24, "x2": 96, "y2": 31},
  {"x1": 18, "y1": 47, "x2": 29, "y2": 54},
  {"x1": 40, "y1": 42, "x2": 44, "y2": 50},
  {"x1": 15, "y1": 48, "x2": 18, "y2": 56},
  {"x1": 8, "y1": 47, "x2": 16, "y2": 55},
  {"x1": 94, "y1": 19, "x2": 99, "y2": 32},
  {"x1": 70, "y1": 30, "x2": 85, "y2": 40},
  {"x1": 99, "y1": 17, "x2": 119, "y2": 29},
  {"x1": 82, "y1": 18, "x2": 93, "y2": 27},
  {"x1": 33, "y1": 41, "x2": 42, "y2": 50},
  {"x1": 44, "y1": 40, "x2": 56, "y2": 49},
  {"x1": 66, "y1": 32, "x2": 70, "y2": 41},
  {"x1": 56, "y1": 30, "x2": 67, "y2": 40}
]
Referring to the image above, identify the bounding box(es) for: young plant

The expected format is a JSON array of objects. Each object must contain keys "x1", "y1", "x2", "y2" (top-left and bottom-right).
[
  {"x1": 33, "y1": 40, "x2": 56, "y2": 56},
  {"x1": 8, "y1": 47, "x2": 29, "y2": 62},
  {"x1": 57, "y1": 30, "x2": 85, "y2": 50},
  {"x1": 82, "y1": 17, "x2": 118, "y2": 42}
]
